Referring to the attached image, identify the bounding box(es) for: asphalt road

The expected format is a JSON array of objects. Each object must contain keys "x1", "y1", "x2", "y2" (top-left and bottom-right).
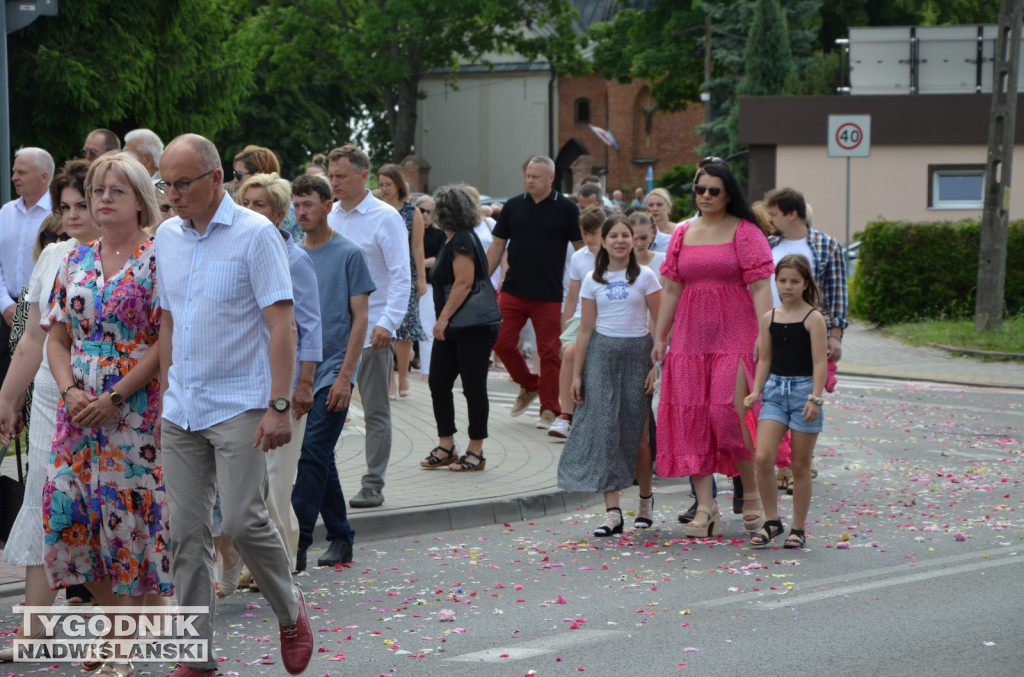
[{"x1": 1, "y1": 375, "x2": 1021, "y2": 677}]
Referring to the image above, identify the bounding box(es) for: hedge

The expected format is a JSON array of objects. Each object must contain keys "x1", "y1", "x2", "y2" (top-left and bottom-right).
[{"x1": 849, "y1": 219, "x2": 1024, "y2": 325}]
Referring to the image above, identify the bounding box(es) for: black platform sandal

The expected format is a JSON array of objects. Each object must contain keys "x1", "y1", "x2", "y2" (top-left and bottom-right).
[
  {"x1": 750, "y1": 519, "x2": 784, "y2": 547},
  {"x1": 593, "y1": 507, "x2": 623, "y2": 537},
  {"x1": 449, "y1": 450, "x2": 486, "y2": 472},
  {"x1": 420, "y1": 444, "x2": 457, "y2": 469},
  {"x1": 784, "y1": 529, "x2": 806, "y2": 549}
]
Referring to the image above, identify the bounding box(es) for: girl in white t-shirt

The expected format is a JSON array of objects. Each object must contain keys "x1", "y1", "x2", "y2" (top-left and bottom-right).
[{"x1": 556, "y1": 215, "x2": 662, "y2": 537}]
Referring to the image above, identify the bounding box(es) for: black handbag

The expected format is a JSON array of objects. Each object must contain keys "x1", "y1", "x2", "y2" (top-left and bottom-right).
[
  {"x1": 442, "y1": 231, "x2": 502, "y2": 332},
  {"x1": 0, "y1": 437, "x2": 26, "y2": 543}
]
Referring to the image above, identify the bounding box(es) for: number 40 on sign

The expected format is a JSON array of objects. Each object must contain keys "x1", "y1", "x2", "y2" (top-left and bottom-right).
[{"x1": 828, "y1": 115, "x2": 871, "y2": 157}]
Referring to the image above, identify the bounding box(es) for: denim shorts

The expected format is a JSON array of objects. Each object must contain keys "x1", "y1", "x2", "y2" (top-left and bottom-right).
[{"x1": 758, "y1": 374, "x2": 823, "y2": 434}]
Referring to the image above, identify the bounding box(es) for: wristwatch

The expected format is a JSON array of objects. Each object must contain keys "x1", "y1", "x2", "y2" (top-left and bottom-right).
[
  {"x1": 109, "y1": 390, "x2": 123, "y2": 406},
  {"x1": 270, "y1": 397, "x2": 291, "y2": 413}
]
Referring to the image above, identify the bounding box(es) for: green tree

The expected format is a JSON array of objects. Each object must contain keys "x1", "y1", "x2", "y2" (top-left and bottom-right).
[
  {"x1": 255, "y1": 0, "x2": 587, "y2": 164},
  {"x1": 589, "y1": 1, "x2": 706, "y2": 113},
  {"x1": 8, "y1": 0, "x2": 254, "y2": 163},
  {"x1": 741, "y1": 0, "x2": 794, "y2": 96}
]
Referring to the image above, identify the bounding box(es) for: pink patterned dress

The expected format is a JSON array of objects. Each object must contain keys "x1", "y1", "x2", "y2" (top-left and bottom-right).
[
  {"x1": 655, "y1": 220, "x2": 773, "y2": 477},
  {"x1": 42, "y1": 238, "x2": 172, "y2": 596}
]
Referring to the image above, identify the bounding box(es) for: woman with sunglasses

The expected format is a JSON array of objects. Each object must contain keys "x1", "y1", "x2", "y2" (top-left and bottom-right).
[
  {"x1": 0, "y1": 160, "x2": 102, "y2": 662},
  {"x1": 415, "y1": 194, "x2": 445, "y2": 382},
  {"x1": 651, "y1": 163, "x2": 774, "y2": 538}
]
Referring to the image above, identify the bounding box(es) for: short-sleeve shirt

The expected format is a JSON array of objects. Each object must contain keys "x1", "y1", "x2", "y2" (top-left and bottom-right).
[
  {"x1": 431, "y1": 228, "x2": 490, "y2": 321},
  {"x1": 282, "y1": 230, "x2": 323, "y2": 386},
  {"x1": 156, "y1": 192, "x2": 294, "y2": 431},
  {"x1": 492, "y1": 191, "x2": 581, "y2": 302},
  {"x1": 581, "y1": 267, "x2": 661, "y2": 338},
  {"x1": 303, "y1": 233, "x2": 376, "y2": 394},
  {"x1": 567, "y1": 247, "x2": 597, "y2": 319}
]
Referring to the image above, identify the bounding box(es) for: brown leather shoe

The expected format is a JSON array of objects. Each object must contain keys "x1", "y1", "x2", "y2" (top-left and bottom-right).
[{"x1": 280, "y1": 587, "x2": 313, "y2": 674}]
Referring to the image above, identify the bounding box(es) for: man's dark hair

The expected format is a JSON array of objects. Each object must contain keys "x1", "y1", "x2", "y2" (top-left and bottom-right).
[
  {"x1": 763, "y1": 187, "x2": 807, "y2": 221},
  {"x1": 581, "y1": 175, "x2": 601, "y2": 185},
  {"x1": 292, "y1": 173, "x2": 332, "y2": 201}
]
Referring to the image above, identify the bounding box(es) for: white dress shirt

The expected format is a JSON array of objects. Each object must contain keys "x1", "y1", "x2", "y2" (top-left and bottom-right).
[
  {"x1": 327, "y1": 190, "x2": 411, "y2": 348},
  {"x1": 0, "y1": 192, "x2": 52, "y2": 312},
  {"x1": 156, "y1": 192, "x2": 294, "y2": 431}
]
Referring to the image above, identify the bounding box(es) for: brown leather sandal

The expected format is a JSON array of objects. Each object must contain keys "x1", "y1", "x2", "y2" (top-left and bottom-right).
[
  {"x1": 449, "y1": 450, "x2": 486, "y2": 472},
  {"x1": 420, "y1": 444, "x2": 457, "y2": 469}
]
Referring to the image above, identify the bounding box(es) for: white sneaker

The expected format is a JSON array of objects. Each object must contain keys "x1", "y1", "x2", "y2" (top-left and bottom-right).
[{"x1": 547, "y1": 416, "x2": 571, "y2": 439}]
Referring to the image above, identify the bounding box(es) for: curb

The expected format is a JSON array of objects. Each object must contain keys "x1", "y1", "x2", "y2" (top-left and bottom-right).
[
  {"x1": 924, "y1": 342, "x2": 1024, "y2": 362},
  {"x1": 336, "y1": 488, "x2": 606, "y2": 544},
  {"x1": 837, "y1": 365, "x2": 1024, "y2": 389}
]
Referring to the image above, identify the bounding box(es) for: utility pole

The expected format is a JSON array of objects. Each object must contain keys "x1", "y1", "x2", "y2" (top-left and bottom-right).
[{"x1": 975, "y1": 0, "x2": 1023, "y2": 331}]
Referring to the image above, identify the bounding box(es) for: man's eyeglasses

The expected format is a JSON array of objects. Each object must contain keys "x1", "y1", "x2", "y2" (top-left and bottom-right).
[
  {"x1": 80, "y1": 148, "x2": 101, "y2": 159},
  {"x1": 693, "y1": 185, "x2": 723, "y2": 197},
  {"x1": 40, "y1": 231, "x2": 71, "y2": 246},
  {"x1": 155, "y1": 169, "x2": 215, "y2": 195}
]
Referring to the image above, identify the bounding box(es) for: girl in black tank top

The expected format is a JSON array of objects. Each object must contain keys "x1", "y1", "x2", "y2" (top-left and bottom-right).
[{"x1": 742, "y1": 255, "x2": 827, "y2": 550}]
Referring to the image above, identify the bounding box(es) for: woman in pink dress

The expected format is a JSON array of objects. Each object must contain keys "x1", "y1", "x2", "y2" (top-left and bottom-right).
[{"x1": 652, "y1": 163, "x2": 774, "y2": 538}]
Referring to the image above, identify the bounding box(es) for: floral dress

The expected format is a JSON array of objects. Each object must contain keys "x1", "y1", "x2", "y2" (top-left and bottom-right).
[
  {"x1": 395, "y1": 201, "x2": 427, "y2": 342},
  {"x1": 42, "y1": 238, "x2": 172, "y2": 596}
]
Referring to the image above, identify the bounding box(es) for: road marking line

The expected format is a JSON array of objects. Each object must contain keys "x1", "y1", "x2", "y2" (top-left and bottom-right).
[
  {"x1": 691, "y1": 547, "x2": 1017, "y2": 610},
  {"x1": 756, "y1": 554, "x2": 1019, "y2": 610},
  {"x1": 450, "y1": 628, "x2": 625, "y2": 662}
]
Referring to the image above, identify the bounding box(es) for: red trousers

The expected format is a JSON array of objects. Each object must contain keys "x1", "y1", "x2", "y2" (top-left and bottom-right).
[{"x1": 493, "y1": 292, "x2": 562, "y2": 414}]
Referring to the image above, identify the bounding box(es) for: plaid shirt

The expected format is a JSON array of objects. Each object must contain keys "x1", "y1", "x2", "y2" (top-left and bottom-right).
[{"x1": 769, "y1": 227, "x2": 848, "y2": 332}]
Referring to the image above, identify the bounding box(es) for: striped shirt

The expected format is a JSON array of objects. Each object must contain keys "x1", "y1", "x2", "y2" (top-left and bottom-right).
[
  {"x1": 283, "y1": 230, "x2": 323, "y2": 385},
  {"x1": 156, "y1": 192, "x2": 294, "y2": 430}
]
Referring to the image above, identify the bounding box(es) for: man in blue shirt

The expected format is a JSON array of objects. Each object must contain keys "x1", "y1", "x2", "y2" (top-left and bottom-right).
[
  {"x1": 290, "y1": 175, "x2": 375, "y2": 570},
  {"x1": 155, "y1": 134, "x2": 312, "y2": 677}
]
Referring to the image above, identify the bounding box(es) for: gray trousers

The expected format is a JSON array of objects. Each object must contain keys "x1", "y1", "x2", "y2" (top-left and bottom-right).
[
  {"x1": 162, "y1": 411, "x2": 299, "y2": 670},
  {"x1": 356, "y1": 345, "x2": 393, "y2": 491}
]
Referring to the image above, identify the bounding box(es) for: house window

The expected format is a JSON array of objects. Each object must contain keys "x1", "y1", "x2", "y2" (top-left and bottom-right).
[
  {"x1": 929, "y1": 165, "x2": 985, "y2": 209},
  {"x1": 575, "y1": 98, "x2": 591, "y2": 124}
]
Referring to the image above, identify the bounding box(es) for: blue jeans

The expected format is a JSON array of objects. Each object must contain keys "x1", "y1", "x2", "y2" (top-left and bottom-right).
[{"x1": 291, "y1": 387, "x2": 355, "y2": 549}]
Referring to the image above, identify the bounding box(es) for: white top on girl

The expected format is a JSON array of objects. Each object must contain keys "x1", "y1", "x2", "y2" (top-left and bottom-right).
[
  {"x1": 581, "y1": 267, "x2": 661, "y2": 338},
  {"x1": 567, "y1": 247, "x2": 597, "y2": 319}
]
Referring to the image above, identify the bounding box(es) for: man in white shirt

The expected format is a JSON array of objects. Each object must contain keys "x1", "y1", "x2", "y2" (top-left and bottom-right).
[
  {"x1": 155, "y1": 133, "x2": 312, "y2": 677},
  {"x1": 124, "y1": 128, "x2": 164, "y2": 181},
  {"x1": 0, "y1": 146, "x2": 53, "y2": 383},
  {"x1": 326, "y1": 144, "x2": 411, "y2": 508}
]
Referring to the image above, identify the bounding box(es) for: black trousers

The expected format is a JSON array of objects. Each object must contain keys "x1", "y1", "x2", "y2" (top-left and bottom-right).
[
  {"x1": 428, "y1": 326, "x2": 498, "y2": 440},
  {"x1": 0, "y1": 318, "x2": 11, "y2": 387}
]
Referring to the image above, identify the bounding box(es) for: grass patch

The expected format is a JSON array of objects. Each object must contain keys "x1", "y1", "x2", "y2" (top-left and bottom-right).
[{"x1": 885, "y1": 315, "x2": 1024, "y2": 356}]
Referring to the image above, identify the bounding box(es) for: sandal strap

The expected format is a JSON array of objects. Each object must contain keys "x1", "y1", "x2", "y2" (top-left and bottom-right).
[
  {"x1": 452, "y1": 450, "x2": 485, "y2": 469},
  {"x1": 424, "y1": 444, "x2": 456, "y2": 465}
]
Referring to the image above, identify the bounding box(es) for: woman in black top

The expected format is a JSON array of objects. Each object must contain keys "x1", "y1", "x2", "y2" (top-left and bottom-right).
[{"x1": 420, "y1": 185, "x2": 500, "y2": 472}]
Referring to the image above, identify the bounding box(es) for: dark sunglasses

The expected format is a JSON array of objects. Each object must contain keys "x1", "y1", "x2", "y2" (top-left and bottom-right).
[
  {"x1": 418, "y1": 207, "x2": 432, "y2": 215},
  {"x1": 40, "y1": 231, "x2": 71, "y2": 246},
  {"x1": 693, "y1": 185, "x2": 723, "y2": 197},
  {"x1": 233, "y1": 170, "x2": 251, "y2": 182}
]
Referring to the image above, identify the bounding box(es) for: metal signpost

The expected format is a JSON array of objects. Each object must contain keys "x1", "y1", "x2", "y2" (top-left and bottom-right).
[{"x1": 827, "y1": 114, "x2": 871, "y2": 255}]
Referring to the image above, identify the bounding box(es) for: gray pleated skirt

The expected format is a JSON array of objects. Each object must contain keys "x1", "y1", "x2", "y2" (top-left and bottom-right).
[{"x1": 557, "y1": 331, "x2": 654, "y2": 493}]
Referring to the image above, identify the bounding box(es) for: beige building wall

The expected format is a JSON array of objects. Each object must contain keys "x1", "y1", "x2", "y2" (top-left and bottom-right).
[
  {"x1": 415, "y1": 70, "x2": 553, "y2": 198},
  {"x1": 773, "y1": 145, "x2": 1023, "y2": 247}
]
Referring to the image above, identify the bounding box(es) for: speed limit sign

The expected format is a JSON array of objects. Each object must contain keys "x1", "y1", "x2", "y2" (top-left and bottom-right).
[{"x1": 828, "y1": 115, "x2": 871, "y2": 157}]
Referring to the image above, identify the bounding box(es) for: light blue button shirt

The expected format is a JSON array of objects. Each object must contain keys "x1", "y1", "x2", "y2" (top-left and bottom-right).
[{"x1": 156, "y1": 192, "x2": 294, "y2": 431}]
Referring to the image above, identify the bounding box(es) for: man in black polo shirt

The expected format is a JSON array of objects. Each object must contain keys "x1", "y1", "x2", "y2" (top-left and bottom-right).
[{"x1": 486, "y1": 155, "x2": 582, "y2": 427}]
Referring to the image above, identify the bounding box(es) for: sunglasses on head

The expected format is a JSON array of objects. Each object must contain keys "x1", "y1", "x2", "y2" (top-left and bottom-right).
[
  {"x1": 699, "y1": 156, "x2": 726, "y2": 168},
  {"x1": 693, "y1": 185, "x2": 723, "y2": 197}
]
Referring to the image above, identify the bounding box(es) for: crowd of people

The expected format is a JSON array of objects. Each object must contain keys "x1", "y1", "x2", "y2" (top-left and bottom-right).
[{"x1": 0, "y1": 127, "x2": 848, "y2": 675}]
